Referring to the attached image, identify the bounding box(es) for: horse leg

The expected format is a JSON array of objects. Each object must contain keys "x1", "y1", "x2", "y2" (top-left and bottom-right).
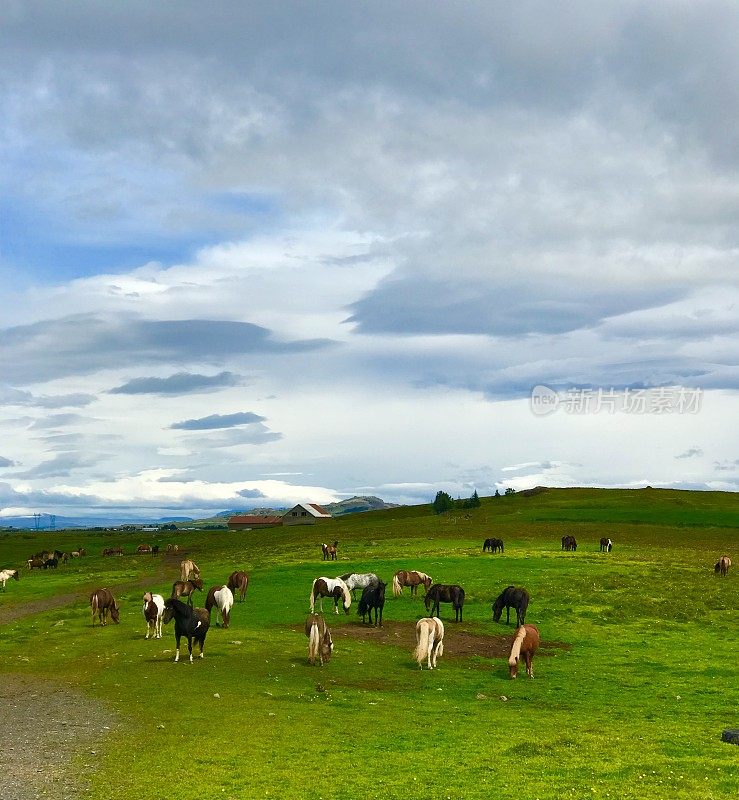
[
  {"x1": 174, "y1": 634, "x2": 181, "y2": 662},
  {"x1": 525, "y1": 651, "x2": 534, "y2": 678}
]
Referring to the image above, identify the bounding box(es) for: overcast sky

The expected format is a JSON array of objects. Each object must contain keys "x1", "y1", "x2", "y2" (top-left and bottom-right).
[{"x1": 1, "y1": 1, "x2": 737, "y2": 519}]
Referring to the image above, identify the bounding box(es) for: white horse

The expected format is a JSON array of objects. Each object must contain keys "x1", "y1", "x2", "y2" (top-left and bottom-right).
[
  {"x1": 309, "y1": 577, "x2": 351, "y2": 614},
  {"x1": 142, "y1": 592, "x2": 165, "y2": 639},
  {"x1": 413, "y1": 617, "x2": 444, "y2": 669},
  {"x1": 338, "y1": 572, "x2": 379, "y2": 598},
  {"x1": 206, "y1": 585, "x2": 234, "y2": 627},
  {"x1": 0, "y1": 569, "x2": 19, "y2": 590}
]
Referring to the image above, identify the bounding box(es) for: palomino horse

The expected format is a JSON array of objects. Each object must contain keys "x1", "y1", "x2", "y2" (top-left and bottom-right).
[
  {"x1": 414, "y1": 617, "x2": 444, "y2": 669},
  {"x1": 0, "y1": 569, "x2": 19, "y2": 590},
  {"x1": 227, "y1": 570, "x2": 249, "y2": 602},
  {"x1": 508, "y1": 624, "x2": 540, "y2": 678},
  {"x1": 392, "y1": 570, "x2": 432, "y2": 597},
  {"x1": 90, "y1": 588, "x2": 120, "y2": 627},
  {"x1": 561, "y1": 535, "x2": 577, "y2": 551},
  {"x1": 171, "y1": 577, "x2": 204, "y2": 606},
  {"x1": 425, "y1": 584, "x2": 465, "y2": 622},
  {"x1": 338, "y1": 572, "x2": 379, "y2": 599},
  {"x1": 180, "y1": 559, "x2": 200, "y2": 581},
  {"x1": 599, "y1": 537, "x2": 613, "y2": 552},
  {"x1": 162, "y1": 598, "x2": 210, "y2": 663},
  {"x1": 358, "y1": 580, "x2": 386, "y2": 626},
  {"x1": 321, "y1": 541, "x2": 339, "y2": 561},
  {"x1": 305, "y1": 614, "x2": 333, "y2": 666},
  {"x1": 309, "y1": 577, "x2": 351, "y2": 614},
  {"x1": 482, "y1": 537, "x2": 504, "y2": 553},
  {"x1": 492, "y1": 585, "x2": 530, "y2": 627},
  {"x1": 205, "y1": 585, "x2": 234, "y2": 628},
  {"x1": 142, "y1": 592, "x2": 165, "y2": 639},
  {"x1": 715, "y1": 556, "x2": 732, "y2": 576}
]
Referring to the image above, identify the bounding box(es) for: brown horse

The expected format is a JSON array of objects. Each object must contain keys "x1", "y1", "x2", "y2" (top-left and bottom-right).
[
  {"x1": 136, "y1": 544, "x2": 152, "y2": 554},
  {"x1": 392, "y1": 570, "x2": 432, "y2": 597},
  {"x1": 166, "y1": 543, "x2": 179, "y2": 554},
  {"x1": 90, "y1": 588, "x2": 120, "y2": 627},
  {"x1": 508, "y1": 624, "x2": 540, "y2": 678},
  {"x1": 102, "y1": 546, "x2": 124, "y2": 556},
  {"x1": 180, "y1": 559, "x2": 200, "y2": 581},
  {"x1": 321, "y1": 541, "x2": 338, "y2": 561},
  {"x1": 561, "y1": 535, "x2": 577, "y2": 551},
  {"x1": 171, "y1": 577, "x2": 204, "y2": 606},
  {"x1": 227, "y1": 570, "x2": 249, "y2": 602},
  {"x1": 715, "y1": 556, "x2": 732, "y2": 576},
  {"x1": 305, "y1": 614, "x2": 333, "y2": 665}
]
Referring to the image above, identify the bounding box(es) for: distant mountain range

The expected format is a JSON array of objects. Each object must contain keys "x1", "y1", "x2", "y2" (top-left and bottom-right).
[{"x1": 0, "y1": 496, "x2": 400, "y2": 529}]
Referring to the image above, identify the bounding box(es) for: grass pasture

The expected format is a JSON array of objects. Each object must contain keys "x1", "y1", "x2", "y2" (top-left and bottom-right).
[{"x1": 1, "y1": 487, "x2": 738, "y2": 799}]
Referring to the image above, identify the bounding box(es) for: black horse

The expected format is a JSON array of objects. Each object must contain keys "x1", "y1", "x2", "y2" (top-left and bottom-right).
[
  {"x1": 358, "y1": 580, "x2": 386, "y2": 626},
  {"x1": 162, "y1": 598, "x2": 210, "y2": 663},
  {"x1": 425, "y1": 584, "x2": 465, "y2": 622},
  {"x1": 492, "y1": 585, "x2": 529, "y2": 627},
  {"x1": 482, "y1": 538, "x2": 504, "y2": 553}
]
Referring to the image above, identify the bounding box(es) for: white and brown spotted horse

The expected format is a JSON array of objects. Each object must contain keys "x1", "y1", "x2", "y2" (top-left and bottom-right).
[
  {"x1": 142, "y1": 591, "x2": 165, "y2": 639},
  {"x1": 321, "y1": 541, "x2": 339, "y2": 561},
  {"x1": 309, "y1": 577, "x2": 351, "y2": 614}
]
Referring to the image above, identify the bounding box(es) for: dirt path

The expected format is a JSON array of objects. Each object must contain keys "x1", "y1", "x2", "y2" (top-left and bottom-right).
[{"x1": 0, "y1": 674, "x2": 115, "y2": 800}]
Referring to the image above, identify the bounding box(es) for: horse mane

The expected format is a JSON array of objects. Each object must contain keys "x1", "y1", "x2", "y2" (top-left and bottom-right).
[
  {"x1": 337, "y1": 577, "x2": 351, "y2": 609},
  {"x1": 508, "y1": 626, "x2": 527, "y2": 666}
]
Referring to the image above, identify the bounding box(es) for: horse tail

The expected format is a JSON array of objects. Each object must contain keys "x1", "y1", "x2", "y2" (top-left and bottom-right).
[
  {"x1": 413, "y1": 619, "x2": 431, "y2": 666},
  {"x1": 309, "y1": 579, "x2": 317, "y2": 612},
  {"x1": 308, "y1": 621, "x2": 320, "y2": 663},
  {"x1": 509, "y1": 626, "x2": 527, "y2": 667},
  {"x1": 392, "y1": 572, "x2": 402, "y2": 597},
  {"x1": 90, "y1": 592, "x2": 99, "y2": 625}
]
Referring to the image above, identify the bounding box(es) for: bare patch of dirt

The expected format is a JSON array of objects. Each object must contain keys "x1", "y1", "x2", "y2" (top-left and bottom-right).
[{"x1": 0, "y1": 674, "x2": 115, "y2": 800}]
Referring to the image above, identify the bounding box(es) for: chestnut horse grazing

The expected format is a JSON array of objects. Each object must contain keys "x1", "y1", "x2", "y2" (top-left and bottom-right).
[
  {"x1": 227, "y1": 570, "x2": 249, "y2": 602},
  {"x1": 508, "y1": 624, "x2": 540, "y2": 678},
  {"x1": 309, "y1": 577, "x2": 351, "y2": 614},
  {"x1": 171, "y1": 577, "x2": 204, "y2": 606},
  {"x1": 321, "y1": 541, "x2": 338, "y2": 561},
  {"x1": 142, "y1": 592, "x2": 165, "y2": 639},
  {"x1": 180, "y1": 559, "x2": 200, "y2": 581},
  {"x1": 599, "y1": 537, "x2": 612, "y2": 552},
  {"x1": 90, "y1": 588, "x2": 120, "y2": 627},
  {"x1": 0, "y1": 569, "x2": 19, "y2": 590},
  {"x1": 425, "y1": 584, "x2": 465, "y2": 622},
  {"x1": 715, "y1": 556, "x2": 731, "y2": 576},
  {"x1": 392, "y1": 570, "x2": 432, "y2": 597},
  {"x1": 205, "y1": 585, "x2": 234, "y2": 628},
  {"x1": 414, "y1": 617, "x2": 444, "y2": 669},
  {"x1": 305, "y1": 613, "x2": 333, "y2": 666},
  {"x1": 162, "y1": 598, "x2": 210, "y2": 663}
]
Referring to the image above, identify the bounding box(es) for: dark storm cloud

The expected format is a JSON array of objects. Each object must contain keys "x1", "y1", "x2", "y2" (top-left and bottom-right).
[
  {"x1": 0, "y1": 315, "x2": 332, "y2": 383},
  {"x1": 110, "y1": 371, "x2": 241, "y2": 395},
  {"x1": 170, "y1": 411, "x2": 266, "y2": 431}
]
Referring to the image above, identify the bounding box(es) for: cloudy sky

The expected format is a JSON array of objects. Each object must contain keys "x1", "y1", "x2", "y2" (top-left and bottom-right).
[{"x1": 1, "y1": 1, "x2": 737, "y2": 519}]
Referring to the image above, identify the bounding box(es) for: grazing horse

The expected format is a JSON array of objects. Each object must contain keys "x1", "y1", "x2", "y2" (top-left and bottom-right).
[
  {"x1": 102, "y1": 546, "x2": 123, "y2": 556},
  {"x1": 151, "y1": 545, "x2": 159, "y2": 555},
  {"x1": 321, "y1": 541, "x2": 339, "y2": 561},
  {"x1": 414, "y1": 617, "x2": 445, "y2": 669},
  {"x1": 358, "y1": 580, "x2": 386, "y2": 626},
  {"x1": 425, "y1": 584, "x2": 465, "y2": 622},
  {"x1": 492, "y1": 585, "x2": 530, "y2": 627},
  {"x1": 392, "y1": 570, "x2": 433, "y2": 597},
  {"x1": 162, "y1": 598, "x2": 210, "y2": 663},
  {"x1": 715, "y1": 556, "x2": 732, "y2": 576},
  {"x1": 309, "y1": 577, "x2": 351, "y2": 614},
  {"x1": 180, "y1": 559, "x2": 200, "y2": 581},
  {"x1": 508, "y1": 624, "x2": 540, "y2": 678},
  {"x1": 171, "y1": 577, "x2": 204, "y2": 606},
  {"x1": 90, "y1": 588, "x2": 120, "y2": 627},
  {"x1": 0, "y1": 569, "x2": 19, "y2": 590},
  {"x1": 482, "y1": 537, "x2": 504, "y2": 553},
  {"x1": 142, "y1": 591, "x2": 165, "y2": 639},
  {"x1": 136, "y1": 544, "x2": 152, "y2": 554},
  {"x1": 305, "y1": 614, "x2": 333, "y2": 666},
  {"x1": 338, "y1": 572, "x2": 379, "y2": 599},
  {"x1": 227, "y1": 570, "x2": 249, "y2": 602},
  {"x1": 205, "y1": 585, "x2": 234, "y2": 628},
  {"x1": 43, "y1": 558, "x2": 58, "y2": 569},
  {"x1": 27, "y1": 557, "x2": 44, "y2": 570},
  {"x1": 166, "y1": 543, "x2": 179, "y2": 554},
  {"x1": 77, "y1": 547, "x2": 87, "y2": 557},
  {"x1": 561, "y1": 535, "x2": 577, "y2": 551},
  {"x1": 599, "y1": 537, "x2": 612, "y2": 553}
]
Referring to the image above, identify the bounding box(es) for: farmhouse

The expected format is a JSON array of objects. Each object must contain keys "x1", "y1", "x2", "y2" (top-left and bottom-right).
[
  {"x1": 282, "y1": 502, "x2": 332, "y2": 526},
  {"x1": 227, "y1": 515, "x2": 284, "y2": 531}
]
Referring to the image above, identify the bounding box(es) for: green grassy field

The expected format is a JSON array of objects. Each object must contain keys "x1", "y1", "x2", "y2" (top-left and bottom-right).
[{"x1": 1, "y1": 487, "x2": 738, "y2": 799}]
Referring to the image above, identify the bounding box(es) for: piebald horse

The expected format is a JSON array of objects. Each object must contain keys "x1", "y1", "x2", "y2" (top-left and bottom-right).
[
  {"x1": 227, "y1": 570, "x2": 249, "y2": 602},
  {"x1": 305, "y1": 614, "x2": 333, "y2": 665},
  {"x1": 599, "y1": 537, "x2": 613, "y2": 552},
  {"x1": 142, "y1": 591, "x2": 165, "y2": 639},
  {"x1": 0, "y1": 569, "x2": 19, "y2": 590},
  {"x1": 90, "y1": 588, "x2": 120, "y2": 627},
  {"x1": 392, "y1": 570, "x2": 432, "y2": 598},
  {"x1": 715, "y1": 556, "x2": 731, "y2": 576},
  {"x1": 180, "y1": 559, "x2": 200, "y2": 581},
  {"x1": 309, "y1": 577, "x2": 351, "y2": 614},
  {"x1": 414, "y1": 617, "x2": 444, "y2": 669},
  {"x1": 205, "y1": 585, "x2": 234, "y2": 628},
  {"x1": 508, "y1": 624, "x2": 540, "y2": 678}
]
